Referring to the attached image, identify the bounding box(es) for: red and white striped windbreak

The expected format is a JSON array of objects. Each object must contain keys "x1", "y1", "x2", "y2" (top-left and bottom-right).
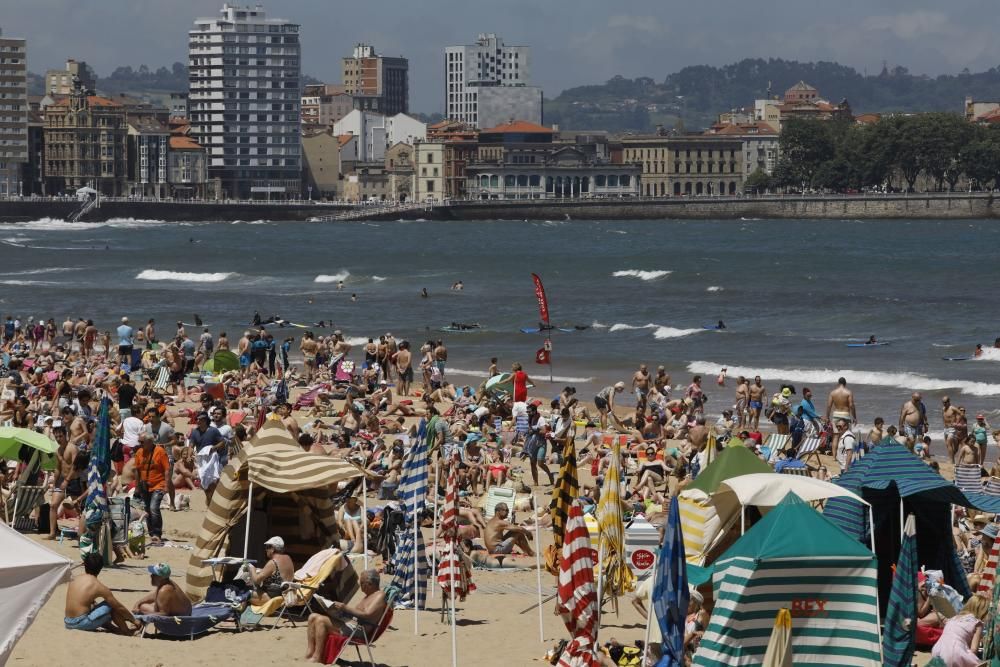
[
  {"x1": 437, "y1": 455, "x2": 473, "y2": 598},
  {"x1": 979, "y1": 537, "x2": 1000, "y2": 594},
  {"x1": 556, "y1": 501, "x2": 602, "y2": 667}
]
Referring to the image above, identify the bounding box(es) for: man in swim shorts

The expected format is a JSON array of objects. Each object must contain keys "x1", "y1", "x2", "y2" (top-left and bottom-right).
[
  {"x1": 747, "y1": 376, "x2": 766, "y2": 431},
  {"x1": 942, "y1": 396, "x2": 961, "y2": 463},
  {"x1": 484, "y1": 503, "x2": 535, "y2": 556},
  {"x1": 899, "y1": 392, "x2": 927, "y2": 441},
  {"x1": 64, "y1": 553, "x2": 138, "y2": 634},
  {"x1": 825, "y1": 376, "x2": 857, "y2": 425}
]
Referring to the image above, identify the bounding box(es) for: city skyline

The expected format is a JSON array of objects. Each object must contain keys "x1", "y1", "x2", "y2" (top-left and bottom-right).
[{"x1": 2, "y1": 0, "x2": 999, "y2": 113}]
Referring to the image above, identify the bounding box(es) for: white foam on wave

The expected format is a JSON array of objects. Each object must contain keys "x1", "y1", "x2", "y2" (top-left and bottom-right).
[
  {"x1": 342, "y1": 336, "x2": 370, "y2": 347},
  {"x1": 0, "y1": 279, "x2": 57, "y2": 286},
  {"x1": 609, "y1": 323, "x2": 658, "y2": 332},
  {"x1": 653, "y1": 327, "x2": 703, "y2": 340},
  {"x1": 12, "y1": 218, "x2": 180, "y2": 231},
  {"x1": 612, "y1": 269, "x2": 672, "y2": 281},
  {"x1": 136, "y1": 270, "x2": 234, "y2": 283},
  {"x1": 372, "y1": 275, "x2": 387, "y2": 282},
  {"x1": 447, "y1": 367, "x2": 595, "y2": 384},
  {"x1": 686, "y1": 360, "x2": 1000, "y2": 397},
  {"x1": 706, "y1": 286, "x2": 723, "y2": 292},
  {"x1": 314, "y1": 271, "x2": 350, "y2": 283},
  {"x1": 976, "y1": 348, "x2": 1000, "y2": 361},
  {"x1": 590, "y1": 321, "x2": 609, "y2": 329},
  {"x1": 0, "y1": 267, "x2": 77, "y2": 276}
]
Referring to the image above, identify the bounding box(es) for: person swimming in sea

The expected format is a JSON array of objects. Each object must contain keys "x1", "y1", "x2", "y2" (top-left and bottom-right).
[{"x1": 421, "y1": 288, "x2": 428, "y2": 298}]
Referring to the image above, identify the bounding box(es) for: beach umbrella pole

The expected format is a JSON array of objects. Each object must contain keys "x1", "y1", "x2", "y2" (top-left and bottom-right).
[
  {"x1": 431, "y1": 460, "x2": 439, "y2": 594},
  {"x1": 362, "y1": 476, "x2": 368, "y2": 571},
  {"x1": 449, "y1": 545, "x2": 458, "y2": 667},
  {"x1": 534, "y1": 493, "x2": 544, "y2": 642},
  {"x1": 596, "y1": 542, "x2": 605, "y2": 634},
  {"x1": 413, "y1": 503, "x2": 420, "y2": 635},
  {"x1": 868, "y1": 505, "x2": 875, "y2": 553},
  {"x1": 740, "y1": 505, "x2": 745, "y2": 535},
  {"x1": 242, "y1": 481, "x2": 253, "y2": 559},
  {"x1": 642, "y1": 567, "x2": 655, "y2": 665}
]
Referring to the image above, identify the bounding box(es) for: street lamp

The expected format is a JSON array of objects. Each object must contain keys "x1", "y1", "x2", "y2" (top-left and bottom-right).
[{"x1": 307, "y1": 186, "x2": 312, "y2": 201}]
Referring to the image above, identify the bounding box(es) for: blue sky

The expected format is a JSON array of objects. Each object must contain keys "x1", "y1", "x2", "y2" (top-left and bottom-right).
[{"x1": 2, "y1": 0, "x2": 997, "y2": 111}]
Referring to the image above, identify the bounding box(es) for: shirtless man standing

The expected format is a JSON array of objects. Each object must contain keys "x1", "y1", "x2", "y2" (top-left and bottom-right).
[
  {"x1": 899, "y1": 393, "x2": 927, "y2": 443},
  {"x1": 484, "y1": 503, "x2": 535, "y2": 556},
  {"x1": 632, "y1": 364, "x2": 651, "y2": 411},
  {"x1": 393, "y1": 341, "x2": 412, "y2": 396},
  {"x1": 300, "y1": 332, "x2": 318, "y2": 383},
  {"x1": 747, "y1": 376, "x2": 766, "y2": 431},
  {"x1": 825, "y1": 377, "x2": 857, "y2": 425},
  {"x1": 47, "y1": 422, "x2": 78, "y2": 540},
  {"x1": 434, "y1": 339, "x2": 448, "y2": 381},
  {"x1": 654, "y1": 366, "x2": 671, "y2": 396},
  {"x1": 942, "y1": 396, "x2": 961, "y2": 464},
  {"x1": 734, "y1": 376, "x2": 749, "y2": 428}
]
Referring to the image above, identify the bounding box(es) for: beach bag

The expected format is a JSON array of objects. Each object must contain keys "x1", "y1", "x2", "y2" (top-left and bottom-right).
[{"x1": 109, "y1": 438, "x2": 124, "y2": 463}]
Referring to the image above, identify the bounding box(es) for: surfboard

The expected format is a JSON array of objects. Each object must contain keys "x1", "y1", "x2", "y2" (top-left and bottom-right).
[
  {"x1": 440, "y1": 326, "x2": 482, "y2": 333},
  {"x1": 520, "y1": 327, "x2": 576, "y2": 334},
  {"x1": 703, "y1": 326, "x2": 724, "y2": 331},
  {"x1": 943, "y1": 356, "x2": 973, "y2": 361},
  {"x1": 846, "y1": 342, "x2": 890, "y2": 347},
  {"x1": 180, "y1": 322, "x2": 211, "y2": 328}
]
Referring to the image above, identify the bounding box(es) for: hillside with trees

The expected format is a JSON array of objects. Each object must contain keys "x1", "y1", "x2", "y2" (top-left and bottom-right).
[{"x1": 545, "y1": 58, "x2": 1000, "y2": 132}]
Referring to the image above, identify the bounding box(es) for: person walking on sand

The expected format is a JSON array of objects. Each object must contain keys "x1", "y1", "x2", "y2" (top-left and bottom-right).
[{"x1": 825, "y1": 377, "x2": 856, "y2": 425}]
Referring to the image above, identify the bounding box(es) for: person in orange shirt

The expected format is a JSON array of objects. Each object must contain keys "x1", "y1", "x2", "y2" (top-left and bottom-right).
[{"x1": 133, "y1": 432, "x2": 170, "y2": 545}]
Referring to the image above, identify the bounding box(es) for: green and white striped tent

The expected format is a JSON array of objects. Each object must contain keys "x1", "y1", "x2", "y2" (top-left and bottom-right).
[{"x1": 694, "y1": 493, "x2": 881, "y2": 666}]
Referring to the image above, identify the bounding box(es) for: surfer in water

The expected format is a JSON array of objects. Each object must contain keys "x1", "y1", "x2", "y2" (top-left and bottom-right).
[
  {"x1": 976, "y1": 343, "x2": 984, "y2": 358},
  {"x1": 252, "y1": 311, "x2": 262, "y2": 326},
  {"x1": 717, "y1": 320, "x2": 726, "y2": 330},
  {"x1": 867, "y1": 335, "x2": 877, "y2": 345},
  {"x1": 421, "y1": 288, "x2": 428, "y2": 298}
]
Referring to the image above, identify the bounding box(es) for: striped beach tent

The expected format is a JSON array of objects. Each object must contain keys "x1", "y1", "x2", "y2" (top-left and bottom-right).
[
  {"x1": 185, "y1": 420, "x2": 364, "y2": 601},
  {"x1": 597, "y1": 439, "x2": 635, "y2": 599},
  {"x1": 437, "y1": 454, "x2": 473, "y2": 599},
  {"x1": 694, "y1": 493, "x2": 881, "y2": 667},
  {"x1": 679, "y1": 446, "x2": 770, "y2": 565},
  {"x1": 882, "y1": 515, "x2": 917, "y2": 667}
]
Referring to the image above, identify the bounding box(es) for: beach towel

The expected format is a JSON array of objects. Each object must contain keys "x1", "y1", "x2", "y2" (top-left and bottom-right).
[
  {"x1": 295, "y1": 547, "x2": 341, "y2": 580},
  {"x1": 195, "y1": 447, "x2": 222, "y2": 489}
]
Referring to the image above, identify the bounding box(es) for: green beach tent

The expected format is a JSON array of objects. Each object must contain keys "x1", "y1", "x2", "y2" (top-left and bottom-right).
[
  {"x1": 693, "y1": 492, "x2": 881, "y2": 666},
  {"x1": 679, "y1": 446, "x2": 772, "y2": 565},
  {"x1": 202, "y1": 350, "x2": 240, "y2": 373}
]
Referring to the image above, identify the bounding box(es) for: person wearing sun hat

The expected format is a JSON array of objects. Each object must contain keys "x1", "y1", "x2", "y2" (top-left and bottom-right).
[
  {"x1": 132, "y1": 562, "x2": 192, "y2": 616},
  {"x1": 974, "y1": 522, "x2": 999, "y2": 574}
]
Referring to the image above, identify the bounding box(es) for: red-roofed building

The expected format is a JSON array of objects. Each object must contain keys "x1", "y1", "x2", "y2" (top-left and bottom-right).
[
  {"x1": 704, "y1": 121, "x2": 780, "y2": 178},
  {"x1": 167, "y1": 121, "x2": 209, "y2": 199},
  {"x1": 43, "y1": 79, "x2": 127, "y2": 195}
]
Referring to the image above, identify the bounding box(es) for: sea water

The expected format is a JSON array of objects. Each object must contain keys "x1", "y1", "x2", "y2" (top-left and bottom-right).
[{"x1": 1, "y1": 217, "x2": 998, "y2": 432}]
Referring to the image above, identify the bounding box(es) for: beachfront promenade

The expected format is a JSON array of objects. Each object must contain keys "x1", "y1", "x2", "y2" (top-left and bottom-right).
[{"x1": 0, "y1": 191, "x2": 997, "y2": 223}]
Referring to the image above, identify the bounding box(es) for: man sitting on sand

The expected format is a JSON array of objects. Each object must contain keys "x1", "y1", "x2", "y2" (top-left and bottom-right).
[
  {"x1": 484, "y1": 502, "x2": 535, "y2": 557},
  {"x1": 64, "y1": 554, "x2": 138, "y2": 634},
  {"x1": 132, "y1": 562, "x2": 192, "y2": 616},
  {"x1": 304, "y1": 569, "x2": 387, "y2": 663}
]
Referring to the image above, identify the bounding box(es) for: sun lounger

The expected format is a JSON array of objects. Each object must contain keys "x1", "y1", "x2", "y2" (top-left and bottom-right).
[
  {"x1": 136, "y1": 603, "x2": 236, "y2": 639},
  {"x1": 955, "y1": 464, "x2": 984, "y2": 495},
  {"x1": 482, "y1": 486, "x2": 516, "y2": 519}
]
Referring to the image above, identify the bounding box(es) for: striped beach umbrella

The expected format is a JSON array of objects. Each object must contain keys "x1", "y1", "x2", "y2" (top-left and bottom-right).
[
  {"x1": 81, "y1": 398, "x2": 112, "y2": 559},
  {"x1": 398, "y1": 436, "x2": 429, "y2": 518},
  {"x1": 883, "y1": 514, "x2": 918, "y2": 667},
  {"x1": 654, "y1": 495, "x2": 689, "y2": 667},
  {"x1": 597, "y1": 438, "x2": 635, "y2": 601},
  {"x1": 556, "y1": 501, "x2": 602, "y2": 667},
  {"x1": 390, "y1": 520, "x2": 430, "y2": 609},
  {"x1": 550, "y1": 437, "x2": 580, "y2": 554},
  {"x1": 438, "y1": 454, "x2": 473, "y2": 598}
]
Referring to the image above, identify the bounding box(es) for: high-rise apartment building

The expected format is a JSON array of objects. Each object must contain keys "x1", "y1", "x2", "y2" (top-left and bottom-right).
[
  {"x1": 0, "y1": 28, "x2": 27, "y2": 196},
  {"x1": 45, "y1": 59, "x2": 97, "y2": 96},
  {"x1": 188, "y1": 3, "x2": 301, "y2": 198},
  {"x1": 445, "y1": 33, "x2": 541, "y2": 129},
  {"x1": 341, "y1": 44, "x2": 409, "y2": 115}
]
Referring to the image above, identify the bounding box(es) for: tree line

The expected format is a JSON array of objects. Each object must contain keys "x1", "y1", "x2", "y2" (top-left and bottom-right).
[{"x1": 747, "y1": 114, "x2": 1000, "y2": 193}]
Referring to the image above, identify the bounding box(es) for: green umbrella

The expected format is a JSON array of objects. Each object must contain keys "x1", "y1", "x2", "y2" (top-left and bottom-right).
[
  {"x1": 0, "y1": 426, "x2": 57, "y2": 460},
  {"x1": 484, "y1": 373, "x2": 513, "y2": 395},
  {"x1": 202, "y1": 350, "x2": 240, "y2": 373}
]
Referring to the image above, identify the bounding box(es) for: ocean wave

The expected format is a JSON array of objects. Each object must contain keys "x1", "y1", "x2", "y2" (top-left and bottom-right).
[
  {"x1": 0, "y1": 267, "x2": 78, "y2": 276},
  {"x1": 315, "y1": 271, "x2": 350, "y2": 283},
  {"x1": 609, "y1": 323, "x2": 658, "y2": 332},
  {"x1": 447, "y1": 367, "x2": 595, "y2": 384},
  {"x1": 342, "y1": 336, "x2": 370, "y2": 347},
  {"x1": 372, "y1": 275, "x2": 387, "y2": 282},
  {"x1": 12, "y1": 218, "x2": 181, "y2": 231},
  {"x1": 706, "y1": 286, "x2": 724, "y2": 292},
  {"x1": 612, "y1": 269, "x2": 672, "y2": 281},
  {"x1": 0, "y1": 279, "x2": 59, "y2": 286},
  {"x1": 653, "y1": 327, "x2": 704, "y2": 340},
  {"x1": 976, "y1": 348, "x2": 1000, "y2": 361},
  {"x1": 590, "y1": 321, "x2": 609, "y2": 329},
  {"x1": 136, "y1": 270, "x2": 234, "y2": 282},
  {"x1": 686, "y1": 360, "x2": 1000, "y2": 397}
]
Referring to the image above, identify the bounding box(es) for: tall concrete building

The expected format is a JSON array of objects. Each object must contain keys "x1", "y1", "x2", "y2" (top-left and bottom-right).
[
  {"x1": 188, "y1": 3, "x2": 302, "y2": 198},
  {"x1": 445, "y1": 33, "x2": 542, "y2": 129},
  {"x1": 341, "y1": 44, "x2": 408, "y2": 115},
  {"x1": 45, "y1": 59, "x2": 97, "y2": 96},
  {"x1": 0, "y1": 28, "x2": 27, "y2": 196}
]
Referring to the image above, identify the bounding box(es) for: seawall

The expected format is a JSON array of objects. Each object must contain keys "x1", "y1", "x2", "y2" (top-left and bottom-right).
[{"x1": 0, "y1": 193, "x2": 995, "y2": 223}]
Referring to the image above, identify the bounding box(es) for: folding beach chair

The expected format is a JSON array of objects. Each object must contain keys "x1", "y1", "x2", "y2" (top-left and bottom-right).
[
  {"x1": 796, "y1": 436, "x2": 823, "y2": 468},
  {"x1": 763, "y1": 434, "x2": 790, "y2": 464},
  {"x1": 780, "y1": 467, "x2": 813, "y2": 477},
  {"x1": 482, "y1": 486, "x2": 516, "y2": 519},
  {"x1": 321, "y1": 588, "x2": 399, "y2": 665},
  {"x1": 268, "y1": 550, "x2": 348, "y2": 630},
  {"x1": 954, "y1": 464, "x2": 984, "y2": 495},
  {"x1": 4, "y1": 484, "x2": 46, "y2": 529},
  {"x1": 985, "y1": 477, "x2": 1000, "y2": 496}
]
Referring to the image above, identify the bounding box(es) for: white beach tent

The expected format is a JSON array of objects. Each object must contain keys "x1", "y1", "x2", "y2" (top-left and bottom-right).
[{"x1": 0, "y1": 522, "x2": 72, "y2": 666}]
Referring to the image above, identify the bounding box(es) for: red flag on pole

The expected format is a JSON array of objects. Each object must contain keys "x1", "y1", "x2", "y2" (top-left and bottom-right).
[
  {"x1": 535, "y1": 348, "x2": 550, "y2": 365},
  {"x1": 531, "y1": 273, "x2": 550, "y2": 324}
]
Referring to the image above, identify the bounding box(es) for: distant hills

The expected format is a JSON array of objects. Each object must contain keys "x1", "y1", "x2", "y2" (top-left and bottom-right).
[{"x1": 545, "y1": 58, "x2": 1000, "y2": 132}]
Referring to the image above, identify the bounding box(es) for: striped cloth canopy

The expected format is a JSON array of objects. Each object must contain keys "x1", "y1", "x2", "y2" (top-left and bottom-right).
[
  {"x1": 184, "y1": 421, "x2": 362, "y2": 601},
  {"x1": 391, "y1": 520, "x2": 430, "y2": 609},
  {"x1": 882, "y1": 514, "x2": 918, "y2": 667},
  {"x1": 556, "y1": 502, "x2": 602, "y2": 667},
  {"x1": 597, "y1": 439, "x2": 635, "y2": 598},
  {"x1": 694, "y1": 493, "x2": 881, "y2": 667},
  {"x1": 398, "y1": 435, "x2": 429, "y2": 518},
  {"x1": 438, "y1": 454, "x2": 473, "y2": 598}
]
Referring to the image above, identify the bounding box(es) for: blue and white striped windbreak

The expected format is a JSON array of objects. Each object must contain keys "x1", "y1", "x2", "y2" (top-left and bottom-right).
[
  {"x1": 398, "y1": 437, "x2": 429, "y2": 518},
  {"x1": 390, "y1": 522, "x2": 429, "y2": 609}
]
